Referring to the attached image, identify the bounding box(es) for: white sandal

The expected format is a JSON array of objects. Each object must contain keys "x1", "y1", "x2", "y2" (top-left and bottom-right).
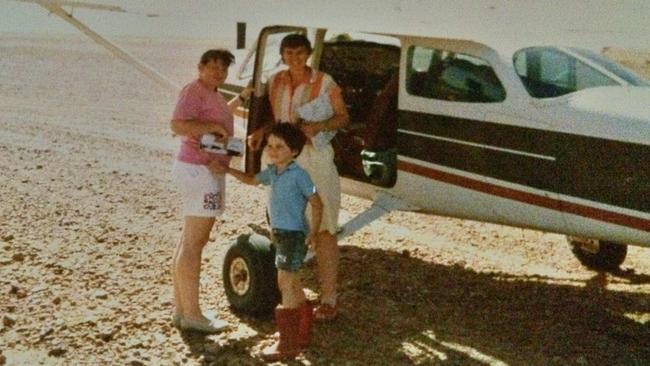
[{"x1": 180, "y1": 315, "x2": 229, "y2": 334}]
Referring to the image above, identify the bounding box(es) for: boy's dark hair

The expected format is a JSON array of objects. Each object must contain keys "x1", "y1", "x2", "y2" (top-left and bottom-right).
[
  {"x1": 200, "y1": 49, "x2": 235, "y2": 67},
  {"x1": 279, "y1": 33, "x2": 312, "y2": 55},
  {"x1": 269, "y1": 122, "x2": 307, "y2": 157}
]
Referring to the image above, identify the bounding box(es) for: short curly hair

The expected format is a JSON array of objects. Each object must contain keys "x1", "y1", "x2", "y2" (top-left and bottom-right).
[
  {"x1": 279, "y1": 33, "x2": 312, "y2": 55},
  {"x1": 269, "y1": 122, "x2": 307, "y2": 157},
  {"x1": 199, "y1": 49, "x2": 235, "y2": 67}
]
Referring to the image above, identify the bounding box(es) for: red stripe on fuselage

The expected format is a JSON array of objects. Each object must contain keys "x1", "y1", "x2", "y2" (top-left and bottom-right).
[{"x1": 398, "y1": 160, "x2": 650, "y2": 233}]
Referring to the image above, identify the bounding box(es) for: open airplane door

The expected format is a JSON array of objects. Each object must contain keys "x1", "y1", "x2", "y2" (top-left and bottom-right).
[{"x1": 223, "y1": 26, "x2": 310, "y2": 315}]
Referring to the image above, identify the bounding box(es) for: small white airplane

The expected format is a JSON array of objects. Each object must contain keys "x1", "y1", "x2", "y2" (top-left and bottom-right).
[{"x1": 19, "y1": 0, "x2": 650, "y2": 314}]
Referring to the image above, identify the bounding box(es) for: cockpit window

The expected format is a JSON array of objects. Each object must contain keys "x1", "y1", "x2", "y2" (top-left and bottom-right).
[
  {"x1": 406, "y1": 46, "x2": 506, "y2": 103},
  {"x1": 513, "y1": 47, "x2": 618, "y2": 98},
  {"x1": 569, "y1": 47, "x2": 650, "y2": 87},
  {"x1": 239, "y1": 31, "x2": 300, "y2": 81}
]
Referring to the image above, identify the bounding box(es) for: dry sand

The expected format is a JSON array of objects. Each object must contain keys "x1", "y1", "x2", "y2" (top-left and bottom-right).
[{"x1": 1, "y1": 35, "x2": 649, "y2": 365}]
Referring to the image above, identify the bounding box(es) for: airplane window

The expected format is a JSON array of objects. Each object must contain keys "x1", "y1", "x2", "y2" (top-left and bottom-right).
[
  {"x1": 239, "y1": 32, "x2": 303, "y2": 81},
  {"x1": 569, "y1": 48, "x2": 649, "y2": 86},
  {"x1": 259, "y1": 32, "x2": 291, "y2": 83},
  {"x1": 406, "y1": 46, "x2": 506, "y2": 103},
  {"x1": 411, "y1": 47, "x2": 434, "y2": 72},
  {"x1": 241, "y1": 29, "x2": 319, "y2": 85},
  {"x1": 513, "y1": 47, "x2": 618, "y2": 98},
  {"x1": 576, "y1": 60, "x2": 619, "y2": 89},
  {"x1": 238, "y1": 54, "x2": 255, "y2": 80}
]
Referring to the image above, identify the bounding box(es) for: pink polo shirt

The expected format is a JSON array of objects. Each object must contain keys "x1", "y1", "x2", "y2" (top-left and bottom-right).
[{"x1": 172, "y1": 79, "x2": 234, "y2": 166}]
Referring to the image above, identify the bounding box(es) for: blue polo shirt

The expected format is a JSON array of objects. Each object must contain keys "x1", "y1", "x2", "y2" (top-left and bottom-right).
[{"x1": 256, "y1": 161, "x2": 316, "y2": 233}]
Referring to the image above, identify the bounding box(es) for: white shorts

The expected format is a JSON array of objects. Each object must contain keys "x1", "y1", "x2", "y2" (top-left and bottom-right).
[{"x1": 171, "y1": 160, "x2": 226, "y2": 217}]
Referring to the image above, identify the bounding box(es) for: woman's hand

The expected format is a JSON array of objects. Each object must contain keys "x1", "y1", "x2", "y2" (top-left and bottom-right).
[
  {"x1": 239, "y1": 87, "x2": 254, "y2": 101},
  {"x1": 247, "y1": 128, "x2": 265, "y2": 150},
  {"x1": 211, "y1": 124, "x2": 229, "y2": 138},
  {"x1": 301, "y1": 122, "x2": 321, "y2": 138}
]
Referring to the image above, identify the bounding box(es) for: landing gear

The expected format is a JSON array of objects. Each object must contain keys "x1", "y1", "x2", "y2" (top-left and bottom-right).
[
  {"x1": 568, "y1": 236, "x2": 628, "y2": 271},
  {"x1": 222, "y1": 192, "x2": 416, "y2": 314},
  {"x1": 222, "y1": 233, "x2": 280, "y2": 315}
]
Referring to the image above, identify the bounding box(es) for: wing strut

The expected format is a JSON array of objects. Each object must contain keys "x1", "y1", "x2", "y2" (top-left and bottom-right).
[
  {"x1": 337, "y1": 192, "x2": 418, "y2": 240},
  {"x1": 31, "y1": 0, "x2": 180, "y2": 93}
]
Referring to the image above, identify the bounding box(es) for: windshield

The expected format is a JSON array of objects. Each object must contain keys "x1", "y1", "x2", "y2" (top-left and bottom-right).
[
  {"x1": 569, "y1": 48, "x2": 650, "y2": 87},
  {"x1": 239, "y1": 32, "x2": 289, "y2": 81}
]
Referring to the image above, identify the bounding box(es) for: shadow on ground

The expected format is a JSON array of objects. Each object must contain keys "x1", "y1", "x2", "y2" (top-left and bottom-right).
[{"x1": 183, "y1": 244, "x2": 650, "y2": 365}]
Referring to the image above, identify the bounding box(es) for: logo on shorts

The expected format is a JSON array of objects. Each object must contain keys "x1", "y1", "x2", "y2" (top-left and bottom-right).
[{"x1": 203, "y1": 192, "x2": 222, "y2": 210}]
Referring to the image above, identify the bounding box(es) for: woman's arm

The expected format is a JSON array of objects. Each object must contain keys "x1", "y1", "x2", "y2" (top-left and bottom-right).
[
  {"x1": 301, "y1": 87, "x2": 350, "y2": 138},
  {"x1": 322, "y1": 87, "x2": 350, "y2": 130},
  {"x1": 247, "y1": 122, "x2": 276, "y2": 150},
  {"x1": 227, "y1": 87, "x2": 254, "y2": 113},
  {"x1": 170, "y1": 119, "x2": 228, "y2": 138},
  {"x1": 246, "y1": 82, "x2": 276, "y2": 150}
]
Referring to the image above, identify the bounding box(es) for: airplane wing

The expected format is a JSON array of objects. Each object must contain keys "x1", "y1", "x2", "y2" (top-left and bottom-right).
[{"x1": 16, "y1": 0, "x2": 180, "y2": 93}]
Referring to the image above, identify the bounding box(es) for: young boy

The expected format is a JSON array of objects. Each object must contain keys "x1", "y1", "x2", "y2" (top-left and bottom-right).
[{"x1": 214, "y1": 122, "x2": 322, "y2": 361}]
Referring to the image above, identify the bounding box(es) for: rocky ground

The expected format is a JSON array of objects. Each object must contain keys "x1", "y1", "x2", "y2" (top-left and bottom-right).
[{"x1": 0, "y1": 36, "x2": 649, "y2": 365}]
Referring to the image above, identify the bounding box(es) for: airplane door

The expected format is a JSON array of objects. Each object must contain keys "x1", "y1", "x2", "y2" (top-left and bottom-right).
[
  {"x1": 397, "y1": 42, "x2": 564, "y2": 232},
  {"x1": 243, "y1": 26, "x2": 312, "y2": 175},
  {"x1": 318, "y1": 35, "x2": 401, "y2": 188}
]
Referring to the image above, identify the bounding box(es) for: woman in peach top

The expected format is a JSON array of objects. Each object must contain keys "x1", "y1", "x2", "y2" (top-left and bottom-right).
[{"x1": 248, "y1": 34, "x2": 349, "y2": 321}]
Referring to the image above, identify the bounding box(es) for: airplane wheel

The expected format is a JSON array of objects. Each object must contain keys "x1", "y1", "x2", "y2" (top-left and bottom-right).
[
  {"x1": 223, "y1": 233, "x2": 280, "y2": 315},
  {"x1": 568, "y1": 236, "x2": 627, "y2": 270}
]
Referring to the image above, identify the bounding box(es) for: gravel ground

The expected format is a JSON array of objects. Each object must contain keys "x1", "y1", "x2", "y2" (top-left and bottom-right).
[{"x1": 0, "y1": 36, "x2": 649, "y2": 366}]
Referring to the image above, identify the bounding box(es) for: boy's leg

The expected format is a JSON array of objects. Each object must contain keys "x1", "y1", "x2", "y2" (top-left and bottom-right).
[
  {"x1": 261, "y1": 267, "x2": 303, "y2": 361},
  {"x1": 272, "y1": 230, "x2": 312, "y2": 349},
  {"x1": 277, "y1": 270, "x2": 307, "y2": 308},
  {"x1": 277, "y1": 270, "x2": 313, "y2": 348},
  {"x1": 260, "y1": 305, "x2": 301, "y2": 361},
  {"x1": 273, "y1": 229, "x2": 308, "y2": 307}
]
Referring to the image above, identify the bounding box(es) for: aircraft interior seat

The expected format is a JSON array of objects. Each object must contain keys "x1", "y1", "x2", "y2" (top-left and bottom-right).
[
  {"x1": 519, "y1": 76, "x2": 567, "y2": 98},
  {"x1": 321, "y1": 40, "x2": 400, "y2": 180},
  {"x1": 407, "y1": 71, "x2": 431, "y2": 97},
  {"x1": 320, "y1": 41, "x2": 400, "y2": 127}
]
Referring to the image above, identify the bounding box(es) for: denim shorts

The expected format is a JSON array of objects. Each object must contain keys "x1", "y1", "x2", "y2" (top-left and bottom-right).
[{"x1": 272, "y1": 229, "x2": 307, "y2": 272}]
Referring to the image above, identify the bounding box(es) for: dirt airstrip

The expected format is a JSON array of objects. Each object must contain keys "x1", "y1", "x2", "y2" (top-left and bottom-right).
[{"x1": 1, "y1": 36, "x2": 649, "y2": 365}]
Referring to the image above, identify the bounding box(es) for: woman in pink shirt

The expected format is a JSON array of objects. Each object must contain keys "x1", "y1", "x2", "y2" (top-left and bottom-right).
[{"x1": 170, "y1": 49, "x2": 251, "y2": 333}]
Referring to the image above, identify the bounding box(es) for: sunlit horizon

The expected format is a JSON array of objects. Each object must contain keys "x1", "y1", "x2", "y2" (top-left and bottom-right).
[{"x1": 2, "y1": 0, "x2": 650, "y2": 50}]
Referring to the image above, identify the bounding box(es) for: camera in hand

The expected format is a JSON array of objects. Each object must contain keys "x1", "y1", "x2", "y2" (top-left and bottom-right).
[{"x1": 200, "y1": 134, "x2": 244, "y2": 156}]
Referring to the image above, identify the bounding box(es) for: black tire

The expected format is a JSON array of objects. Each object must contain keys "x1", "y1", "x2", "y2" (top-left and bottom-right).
[
  {"x1": 222, "y1": 233, "x2": 280, "y2": 315},
  {"x1": 569, "y1": 237, "x2": 628, "y2": 271}
]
